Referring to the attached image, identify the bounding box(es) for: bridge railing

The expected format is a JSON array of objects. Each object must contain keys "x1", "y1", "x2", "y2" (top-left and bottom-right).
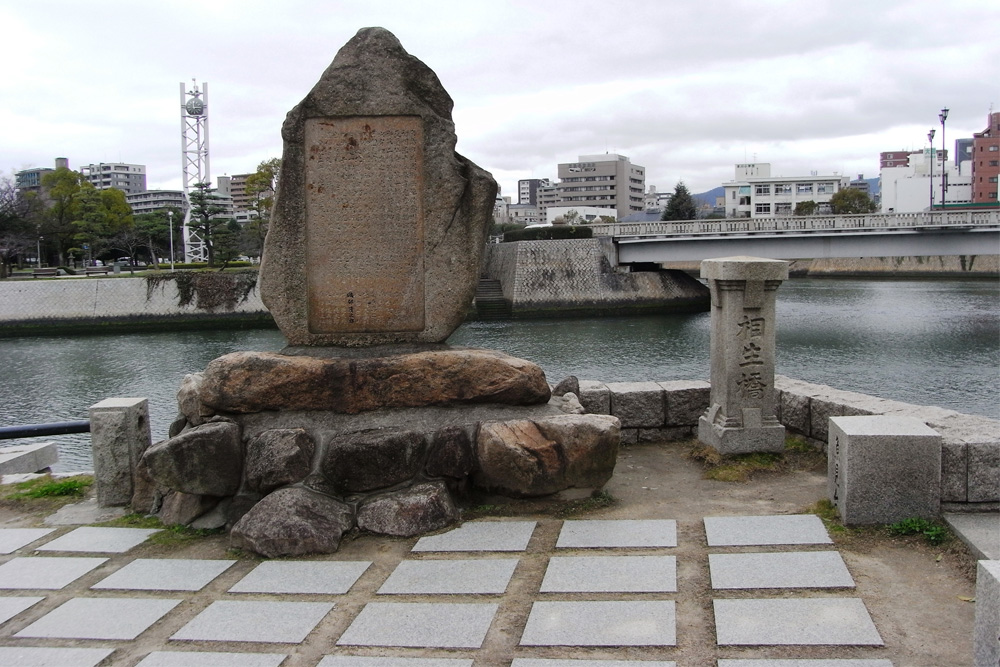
[{"x1": 589, "y1": 210, "x2": 1000, "y2": 238}]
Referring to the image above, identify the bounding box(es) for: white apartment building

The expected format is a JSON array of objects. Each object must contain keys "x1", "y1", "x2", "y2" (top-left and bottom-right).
[
  {"x1": 125, "y1": 190, "x2": 186, "y2": 216},
  {"x1": 879, "y1": 149, "x2": 972, "y2": 213},
  {"x1": 722, "y1": 163, "x2": 849, "y2": 218},
  {"x1": 508, "y1": 204, "x2": 541, "y2": 225},
  {"x1": 80, "y1": 162, "x2": 147, "y2": 194},
  {"x1": 553, "y1": 153, "x2": 645, "y2": 220}
]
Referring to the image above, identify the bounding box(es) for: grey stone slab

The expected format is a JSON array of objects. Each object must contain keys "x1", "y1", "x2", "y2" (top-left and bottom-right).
[
  {"x1": 92, "y1": 559, "x2": 237, "y2": 591},
  {"x1": 607, "y1": 381, "x2": 665, "y2": 428},
  {"x1": 512, "y1": 661, "x2": 676, "y2": 667},
  {"x1": 0, "y1": 528, "x2": 55, "y2": 554},
  {"x1": 136, "y1": 651, "x2": 287, "y2": 667},
  {"x1": 320, "y1": 659, "x2": 473, "y2": 667},
  {"x1": 540, "y1": 555, "x2": 676, "y2": 593},
  {"x1": 411, "y1": 521, "x2": 536, "y2": 552},
  {"x1": 520, "y1": 600, "x2": 676, "y2": 646},
  {"x1": 704, "y1": 515, "x2": 832, "y2": 546},
  {"x1": 713, "y1": 598, "x2": 883, "y2": 646},
  {"x1": 0, "y1": 556, "x2": 108, "y2": 589},
  {"x1": 709, "y1": 551, "x2": 854, "y2": 589},
  {"x1": 171, "y1": 600, "x2": 334, "y2": 643},
  {"x1": 229, "y1": 560, "x2": 372, "y2": 594},
  {"x1": 378, "y1": 558, "x2": 518, "y2": 594},
  {"x1": 42, "y1": 498, "x2": 128, "y2": 526},
  {"x1": 0, "y1": 596, "x2": 43, "y2": 624},
  {"x1": 0, "y1": 647, "x2": 116, "y2": 667},
  {"x1": 975, "y1": 560, "x2": 1000, "y2": 667},
  {"x1": 36, "y1": 526, "x2": 159, "y2": 553},
  {"x1": 717, "y1": 662, "x2": 893, "y2": 667},
  {"x1": 15, "y1": 597, "x2": 181, "y2": 639},
  {"x1": 556, "y1": 519, "x2": 677, "y2": 548},
  {"x1": 0, "y1": 441, "x2": 59, "y2": 475},
  {"x1": 337, "y1": 602, "x2": 498, "y2": 648}
]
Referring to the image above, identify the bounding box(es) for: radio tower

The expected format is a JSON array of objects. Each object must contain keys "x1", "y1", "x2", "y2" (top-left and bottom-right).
[{"x1": 180, "y1": 79, "x2": 210, "y2": 262}]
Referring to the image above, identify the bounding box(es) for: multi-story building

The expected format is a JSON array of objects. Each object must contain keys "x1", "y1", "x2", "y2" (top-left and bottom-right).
[
  {"x1": 552, "y1": 153, "x2": 645, "y2": 220},
  {"x1": 517, "y1": 178, "x2": 551, "y2": 206},
  {"x1": 14, "y1": 157, "x2": 68, "y2": 194},
  {"x1": 228, "y1": 173, "x2": 254, "y2": 213},
  {"x1": 879, "y1": 151, "x2": 912, "y2": 169},
  {"x1": 79, "y1": 162, "x2": 146, "y2": 194},
  {"x1": 879, "y1": 149, "x2": 972, "y2": 212},
  {"x1": 508, "y1": 204, "x2": 541, "y2": 226},
  {"x1": 955, "y1": 138, "x2": 974, "y2": 169},
  {"x1": 722, "y1": 163, "x2": 849, "y2": 218},
  {"x1": 971, "y1": 111, "x2": 1000, "y2": 204},
  {"x1": 125, "y1": 190, "x2": 186, "y2": 216}
]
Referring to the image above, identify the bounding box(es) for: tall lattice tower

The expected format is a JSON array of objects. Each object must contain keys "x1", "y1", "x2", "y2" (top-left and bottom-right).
[{"x1": 180, "y1": 80, "x2": 210, "y2": 262}]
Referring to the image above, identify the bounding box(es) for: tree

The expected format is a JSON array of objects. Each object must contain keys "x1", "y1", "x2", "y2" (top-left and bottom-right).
[
  {"x1": 661, "y1": 181, "x2": 697, "y2": 221},
  {"x1": 187, "y1": 181, "x2": 231, "y2": 267},
  {"x1": 133, "y1": 210, "x2": 180, "y2": 270},
  {"x1": 243, "y1": 157, "x2": 280, "y2": 257},
  {"x1": 40, "y1": 167, "x2": 85, "y2": 265},
  {"x1": 794, "y1": 200, "x2": 818, "y2": 216},
  {"x1": 0, "y1": 175, "x2": 39, "y2": 277},
  {"x1": 828, "y1": 188, "x2": 878, "y2": 214},
  {"x1": 72, "y1": 184, "x2": 133, "y2": 264}
]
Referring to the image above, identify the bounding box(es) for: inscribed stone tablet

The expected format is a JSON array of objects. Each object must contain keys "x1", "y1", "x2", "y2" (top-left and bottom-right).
[{"x1": 305, "y1": 116, "x2": 424, "y2": 333}]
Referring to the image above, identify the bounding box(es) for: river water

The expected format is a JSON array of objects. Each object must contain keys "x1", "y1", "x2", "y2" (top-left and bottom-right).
[{"x1": 1, "y1": 277, "x2": 997, "y2": 471}]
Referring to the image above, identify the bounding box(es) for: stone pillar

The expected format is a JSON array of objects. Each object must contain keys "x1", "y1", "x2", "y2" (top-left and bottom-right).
[
  {"x1": 698, "y1": 256, "x2": 788, "y2": 454},
  {"x1": 827, "y1": 415, "x2": 941, "y2": 525},
  {"x1": 975, "y1": 560, "x2": 1000, "y2": 667},
  {"x1": 89, "y1": 397, "x2": 151, "y2": 507}
]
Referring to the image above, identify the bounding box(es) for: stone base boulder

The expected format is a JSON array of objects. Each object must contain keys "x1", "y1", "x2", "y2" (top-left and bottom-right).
[
  {"x1": 357, "y1": 481, "x2": 457, "y2": 536},
  {"x1": 230, "y1": 487, "x2": 354, "y2": 558},
  {"x1": 141, "y1": 421, "x2": 242, "y2": 496}
]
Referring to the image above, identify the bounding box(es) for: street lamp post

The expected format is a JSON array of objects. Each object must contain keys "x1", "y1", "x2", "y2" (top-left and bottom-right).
[
  {"x1": 36, "y1": 236, "x2": 42, "y2": 268},
  {"x1": 928, "y1": 128, "x2": 936, "y2": 213},
  {"x1": 167, "y1": 211, "x2": 175, "y2": 271},
  {"x1": 939, "y1": 107, "x2": 949, "y2": 211}
]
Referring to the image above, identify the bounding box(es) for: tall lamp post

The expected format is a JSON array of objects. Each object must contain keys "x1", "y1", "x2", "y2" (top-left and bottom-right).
[
  {"x1": 167, "y1": 211, "x2": 175, "y2": 271},
  {"x1": 928, "y1": 128, "x2": 936, "y2": 213},
  {"x1": 939, "y1": 107, "x2": 949, "y2": 211}
]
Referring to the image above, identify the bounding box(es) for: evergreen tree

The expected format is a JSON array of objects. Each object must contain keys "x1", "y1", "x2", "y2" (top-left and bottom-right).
[{"x1": 661, "y1": 181, "x2": 697, "y2": 221}]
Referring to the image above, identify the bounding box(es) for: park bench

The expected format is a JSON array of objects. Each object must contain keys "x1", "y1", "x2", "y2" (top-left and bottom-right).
[
  {"x1": 31, "y1": 268, "x2": 59, "y2": 278},
  {"x1": 85, "y1": 266, "x2": 112, "y2": 276}
]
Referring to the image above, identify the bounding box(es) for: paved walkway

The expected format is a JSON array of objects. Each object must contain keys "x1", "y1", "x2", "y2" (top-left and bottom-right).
[{"x1": 0, "y1": 515, "x2": 897, "y2": 667}]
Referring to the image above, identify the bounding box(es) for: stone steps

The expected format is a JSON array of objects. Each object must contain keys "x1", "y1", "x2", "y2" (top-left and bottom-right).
[{"x1": 474, "y1": 279, "x2": 511, "y2": 320}]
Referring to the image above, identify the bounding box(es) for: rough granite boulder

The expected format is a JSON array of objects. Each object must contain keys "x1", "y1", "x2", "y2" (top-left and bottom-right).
[
  {"x1": 320, "y1": 429, "x2": 427, "y2": 495},
  {"x1": 230, "y1": 487, "x2": 354, "y2": 557},
  {"x1": 158, "y1": 491, "x2": 218, "y2": 526},
  {"x1": 356, "y1": 481, "x2": 458, "y2": 536},
  {"x1": 244, "y1": 428, "x2": 315, "y2": 495},
  {"x1": 199, "y1": 349, "x2": 550, "y2": 414},
  {"x1": 141, "y1": 421, "x2": 242, "y2": 497},
  {"x1": 535, "y1": 414, "x2": 621, "y2": 488},
  {"x1": 258, "y1": 27, "x2": 497, "y2": 346}
]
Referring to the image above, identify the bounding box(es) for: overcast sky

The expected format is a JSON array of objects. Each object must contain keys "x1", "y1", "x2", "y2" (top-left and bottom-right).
[{"x1": 3, "y1": 0, "x2": 998, "y2": 200}]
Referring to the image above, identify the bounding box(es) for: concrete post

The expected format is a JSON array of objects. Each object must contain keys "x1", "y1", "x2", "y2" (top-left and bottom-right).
[
  {"x1": 89, "y1": 397, "x2": 151, "y2": 507},
  {"x1": 698, "y1": 256, "x2": 788, "y2": 454},
  {"x1": 975, "y1": 560, "x2": 1000, "y2": 667}
]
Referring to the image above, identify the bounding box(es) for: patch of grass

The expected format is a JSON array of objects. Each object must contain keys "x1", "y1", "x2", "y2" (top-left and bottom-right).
[
  {"x1": 98, "y1": 513, "x2": 164, "y2": 529},
  {"x1": 687, "y1": 446, "x2": 784, "y2": 482},
  {"x1": 97, "y1": 512, "x2": 223, "y2": 546},
  {"x1": 3, "y1": 475, "x2": 93, "y2": 500},
  {"x1": 553, "y1": 490, "x2": 617, "y2": 518},
  {"x1": 784, "y1": 435, "x2": 815, "y2": 453},
  {"x1": 888, "y1": 517, "x2": 950, "y2": 546},
  {"x1": 804, "y1": 498, "x2": 848, "y2": 534}
]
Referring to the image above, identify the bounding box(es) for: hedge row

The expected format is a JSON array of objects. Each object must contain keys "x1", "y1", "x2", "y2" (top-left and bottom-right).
[{"x1": 502, "y1": 226, "x2": 594, "y2": 242}]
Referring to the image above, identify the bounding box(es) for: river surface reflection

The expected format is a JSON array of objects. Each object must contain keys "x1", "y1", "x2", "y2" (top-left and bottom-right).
[{"x1": 1, "y1": 277, "x2": 996, "y2": 470}]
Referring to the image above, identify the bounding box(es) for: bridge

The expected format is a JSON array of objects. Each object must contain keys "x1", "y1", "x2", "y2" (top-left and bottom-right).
[{"x1": 587, "y1": 210, "x2": 1000, "y2": 264}]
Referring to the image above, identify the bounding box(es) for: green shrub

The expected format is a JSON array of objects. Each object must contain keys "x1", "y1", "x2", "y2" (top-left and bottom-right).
[
  {"x1": 503, "y1": 226, "x2": 594, "y2": 242},
  {"x1": 888, "y1": 517, "x2": 949, "y2": 545},
  {"x1": 8, "y1": 475, "x2": 92, "y2": 499}
]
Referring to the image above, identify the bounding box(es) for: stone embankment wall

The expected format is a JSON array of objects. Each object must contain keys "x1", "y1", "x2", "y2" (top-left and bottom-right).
[
  {"x1": 483, "y1": 238, "x2": 709, "y2": 317},
  {"x1": 0, "y1": 274, "x2": 272, "y2": 335},
  {"x1": 576, "y1": 376, "x2": 999, "y2": 511}
]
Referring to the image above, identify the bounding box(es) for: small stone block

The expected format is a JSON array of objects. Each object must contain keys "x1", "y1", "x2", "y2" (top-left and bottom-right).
[
  {"x1": 0, "y1": 528, "x2": 55, "y2": 554},
  {"x1": 717, "y1": 661, "x2": 893, "y2": 666},
  {"x1": 577, "y1": 380, "x2": 611, "y2": 415},
  {"x1": 512, "y1": 661, "x2": 676, "y2": 667},
  {"x1": 0, "y1": 647, "x2": 116, "y2": 667},
  {"x1": 0, "y1": 556, "x2": 108, "y2": 589},
  {"x1": 704, "y1": 515, "x2": 832, "y2": 546},
  {"x1": 520, "y1": 601, "x2": 676, "y2": 646},
  {"x1": 713, "y1": 598, "x2": 882, "y2": 645},
  {"x1": 15, "y1": 597, "x2": 181, "y2": 639},
  {"x1": 92, "y1": 559, "x2": 237, "y2": 591},
  {"x1": 606, "y1": 382, "x2": 665, "y2": 428},
  {"x1": 36, "y1": 526, "x2": 159, "y2": 553},
  {"x1": 0, "y1": 596, "x2": 43, "y2": 624},
  {"x1": 337, "y1": 602, "x2": 498, "y2": 648},
  {"x1": 540, "y1": 555, "x2": 676, "y2": 593},
  {"x1": 709, "y1": 551, "x2": 854, "y2": 589},
  {"x1": 0, "y1": 442, "x2": 59, "y2": 475},
  {"x1": 659, "y1": 380, "x2": 711, "y2": 426},
  {"x1": 378, "y1": 558, "x2": 518, "y2": 594},
  {"x1": 828, "y1": 415, "x2": 941, "y2": 525},
  {"x1": 229, "y1": 561, "x2": 372, "y2": 595},
  {"x1": 975, "y1": 560, "x2": 1000, "y2": 667},
  {"x1": 556, "y1": 519, "x2": 677, "y2": 548},
  {"x1": 319, "y1": 658, "x2": 473, "y2": 666},
  {"x1": 945, "y1": 513, "x2": 1000, "y2": 560},
  {"x1": 136, "y1": 652, "x2": 287, "y2": 667},
  {"x1": 412, "y1": 521, "x2": 536, "y2": 552},
  {"x1": 171, "y1": 600, "x2": 334, "y2": 643},
  {"x1": 968, "y1": 442, "x2": 1000, "y2": 503}
]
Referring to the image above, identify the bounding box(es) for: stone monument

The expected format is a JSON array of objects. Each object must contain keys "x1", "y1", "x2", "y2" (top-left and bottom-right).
[
  {"x1": 698, "y1": 256, "x2": 788, "y2": 454},
  {"x1": 134, "y1": 28, "x2": 621, "y2": 557}
]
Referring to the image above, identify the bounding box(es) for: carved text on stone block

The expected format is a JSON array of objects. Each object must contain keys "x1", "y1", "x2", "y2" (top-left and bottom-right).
[{"x1": 304, "y1": 116, "x2": 425, "y2": 333}]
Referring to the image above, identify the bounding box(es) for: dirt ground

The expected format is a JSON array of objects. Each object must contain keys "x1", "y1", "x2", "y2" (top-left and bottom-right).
[{"x1": 0, "y1": 440, "x2": 979, "y2": 667}]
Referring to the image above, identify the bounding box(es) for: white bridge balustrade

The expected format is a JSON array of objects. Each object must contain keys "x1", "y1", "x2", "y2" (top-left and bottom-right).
[{"x1": 588, "y1": 210, "x2": 1000, "y2": 264}]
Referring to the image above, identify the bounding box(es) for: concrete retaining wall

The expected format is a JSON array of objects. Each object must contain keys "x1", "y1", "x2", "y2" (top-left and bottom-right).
[{"x1": 577, "y1": 375, "x2": 999, "y2": 510}]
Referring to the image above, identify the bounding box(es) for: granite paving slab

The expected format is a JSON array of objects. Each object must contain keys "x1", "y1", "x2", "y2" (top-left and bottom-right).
[
  {"x1": 714, "y1": 598, "x2": 883, "y2": 645},
  {"x1": 412, "y1": 521, "x2": 536, "y2": 552},
  {"x1": 91, "y1": 558, "x2": 237, "y2": 591},
  {"x1": 0, "y1": 528, "x2": 55, "y2": 554},
  {"x1": 512, "y1": 661, "x2": 677, "y2": 666},
  {"x1": 520, "y1": 600, "x2": 676, "y2": 646},
  {"x1": 136, "y1": 651, "x2": 288, "y2": 666},
  {"x1": 0, "y1": 647, "x2": 116, "y2": 667},
  {"x1": 171, "y1": 600, "x2": 334, "y2": 643},
  {"x1": 539, "y1": 555, "x2": 677, "y2": 593},
  {"x1": 555, "y1": 519, "x2": 677, "y2": 548},
  {"x1": 0, "y1": 596, "x2": 43, "y2": 625},
  {"x1": 15, "y1": 597, "x2": 181, "y2": 640},
  {"x1": 319, "y1": 658, "x2": 474, "y2": 666},
  {"x1": 377, "y1": 558, "x2": 518, "y2": 595},
  {"x1": 709, "y1": 551, "x2": 855, "y2": 589},
  {"x1": 717, "y1": 660, "x2": 893, "y2": 666},
  {"x1": 337, "y1": 602, "x2": 498, "y2": 648},
  {"x1": 0, "y1": 556, "x2": 107, "y2": 589},
  {"x1": 945, "y1": 512, "x2": 1000, "y2": 560},
  {"x1": 229, "y1": 561, "x2": 372, "y2": 595},
  {"x1": 704, "y1": 515, "x2": 832, "y2": 546},
  {"x1": 35, "y1": 526, "x2": 160, "y2": 553}
]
